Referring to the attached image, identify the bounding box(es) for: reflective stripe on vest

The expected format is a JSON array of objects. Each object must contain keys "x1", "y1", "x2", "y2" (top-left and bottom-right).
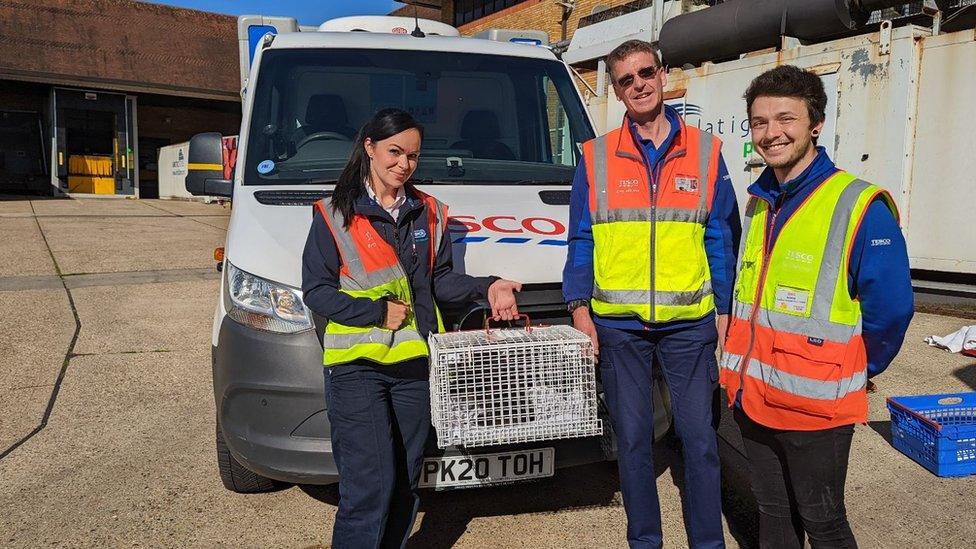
[
  {"x1": 720, "y1": 171, "x2": 898, "y2": 430},
  {"x1": 413, "y1": 188, "x2": 449, "y2": 331},
  {"x1": 584, "y1": 118, "x2": 719, "y2": 322},
  {"x1": 315, "y1": 193, "x2": 448, "y2": 367},
  {"x1": 720, "y1": 351, "x2": 867, "y2": 401},
  {"x1": 426, "y1": 191, "x2": 448, "y2": 270}
]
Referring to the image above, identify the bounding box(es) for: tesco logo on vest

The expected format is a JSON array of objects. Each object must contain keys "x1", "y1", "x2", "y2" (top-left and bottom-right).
[
  {"x1": 448, "y1": 215, "x2": 566, "y2": 236},
  {"x1": 786, "y1": 249, "x2": 815, "y2": 264},
  {"x1": 617, "y1": 179, "x2": 641, "y2": 193}
]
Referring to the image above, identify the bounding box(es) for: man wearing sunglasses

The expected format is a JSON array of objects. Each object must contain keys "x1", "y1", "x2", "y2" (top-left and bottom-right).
[{"x1": 562, "y1": 40, "x2": 739, "y2": 548}]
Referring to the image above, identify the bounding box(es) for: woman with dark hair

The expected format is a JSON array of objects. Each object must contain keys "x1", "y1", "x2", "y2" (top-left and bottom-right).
[{"x1": 302, "y1": 108, "x2": 521, "y2": 549}]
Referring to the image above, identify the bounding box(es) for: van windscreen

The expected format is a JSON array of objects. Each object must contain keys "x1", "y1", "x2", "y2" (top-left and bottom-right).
[{"x1": 243, "y1": 48, "x2": 594, "y2": 185}]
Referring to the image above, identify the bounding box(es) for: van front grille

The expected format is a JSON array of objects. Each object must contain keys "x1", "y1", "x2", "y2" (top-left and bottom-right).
[{"x1": 254, "y1": 190, "x2": 331, "y2": 206}]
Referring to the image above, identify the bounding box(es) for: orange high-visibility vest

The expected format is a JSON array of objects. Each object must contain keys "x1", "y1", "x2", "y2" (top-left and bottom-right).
[
  {"x1": 720, "y1": 171, "x2": 898, "y2": 430},
  {"x1": 582, "y1": 116, "x2": 722, "y2": 322},
  {"x1": 314, "y1": 188, "x2": 448, "y2": 366}
]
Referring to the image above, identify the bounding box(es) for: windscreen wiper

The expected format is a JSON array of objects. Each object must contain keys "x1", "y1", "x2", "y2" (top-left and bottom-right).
[{"x1": 407, "y1": 178, "x2": 458, "y2": 185}]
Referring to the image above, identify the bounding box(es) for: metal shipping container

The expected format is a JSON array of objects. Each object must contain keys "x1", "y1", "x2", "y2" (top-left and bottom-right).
[{"x1": 593, "y1": 24, "x2": 976, "y2": 275}]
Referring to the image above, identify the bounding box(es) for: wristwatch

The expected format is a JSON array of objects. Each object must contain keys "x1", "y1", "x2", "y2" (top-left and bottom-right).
[{"x1": 566, "y1": 299, "x2": 589, "y2": 314}]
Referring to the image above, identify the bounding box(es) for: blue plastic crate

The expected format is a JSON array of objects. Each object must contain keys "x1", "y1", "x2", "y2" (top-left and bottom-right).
[{"x1": 886, "y1": 392, "x2": 976, "y2": 477}]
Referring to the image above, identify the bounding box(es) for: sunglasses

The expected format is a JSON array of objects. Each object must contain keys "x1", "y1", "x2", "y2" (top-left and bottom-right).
[{"x1": 614, "y1": 65, "x2": 663, "y2": 89}]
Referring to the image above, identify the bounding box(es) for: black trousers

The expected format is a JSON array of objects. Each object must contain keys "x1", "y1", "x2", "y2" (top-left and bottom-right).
[
  {"x1": 734, "y1": 408, "x2": 858, "y2": 549},
  {"x1": 324, "y1": 359, "x2": 431, "y2": 549}
]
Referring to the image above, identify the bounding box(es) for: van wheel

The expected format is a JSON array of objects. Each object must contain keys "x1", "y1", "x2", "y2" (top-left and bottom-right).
[{"x1": 216, "y1": 423, "x2": 282, "y2": 493}]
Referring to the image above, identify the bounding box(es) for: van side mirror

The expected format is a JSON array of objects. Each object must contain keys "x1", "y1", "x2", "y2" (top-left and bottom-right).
[{"x1": 185, "y1": 132, "x2": 233, "y2": 198}]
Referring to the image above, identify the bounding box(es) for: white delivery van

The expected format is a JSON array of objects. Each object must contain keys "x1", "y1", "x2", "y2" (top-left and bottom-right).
[{"x1": 185, "y1": 15, "x2": 672, "y2": 493}]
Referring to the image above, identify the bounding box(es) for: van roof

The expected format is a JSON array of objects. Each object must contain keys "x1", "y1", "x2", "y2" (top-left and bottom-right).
[
  {"x1": 267, "y1": 31, "x2": 559, "y2": 61},
  {"x1": 317, "y1": 16, "x2": 459, "y2": 36}
]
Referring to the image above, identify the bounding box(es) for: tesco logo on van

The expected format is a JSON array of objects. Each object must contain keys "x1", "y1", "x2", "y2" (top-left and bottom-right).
[
  {"x1": 448, "y1": 215, "x2": 568, "y2": 246},
  {"x1": 449, "y1": 215, "x2": 566, "y2": 236}
]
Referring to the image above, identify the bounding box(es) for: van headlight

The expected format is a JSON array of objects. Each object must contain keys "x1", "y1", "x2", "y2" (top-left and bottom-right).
[{"x1": 224, "y1": 262, "x2": 312, "y2": 333}]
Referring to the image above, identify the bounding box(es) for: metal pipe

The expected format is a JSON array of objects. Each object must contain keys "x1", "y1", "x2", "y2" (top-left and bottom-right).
[
  {"x1": 652, "y1": 0, "x2": 665, "y2": 40},
  {"x1": 659, "y1": 0, "x2": 909, "y2": 68},
  {"x1": 569, "y1": 64, "x2": 598, "y2": 97}
]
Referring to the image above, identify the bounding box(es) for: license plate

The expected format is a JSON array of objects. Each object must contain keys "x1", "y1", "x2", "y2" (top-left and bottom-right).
[{"x1": 419, "y1": 448, "x2": 554, "y2": 489}]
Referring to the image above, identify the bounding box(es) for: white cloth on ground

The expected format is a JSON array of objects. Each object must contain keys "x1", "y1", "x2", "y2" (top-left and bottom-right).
[{"x1": 924, "y1": 325, "x2": 976, "y2": 354}]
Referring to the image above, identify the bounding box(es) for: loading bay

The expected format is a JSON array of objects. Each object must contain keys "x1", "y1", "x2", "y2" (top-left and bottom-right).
[{"x1": 1, "y1": 197, "x2": 974, "y2": 548}]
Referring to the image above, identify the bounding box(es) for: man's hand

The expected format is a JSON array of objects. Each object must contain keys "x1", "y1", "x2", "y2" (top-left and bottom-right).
[
  {"x1": 487, "y1": 279, "x2": 522, "y2": 321},
  {"x1": 572, "y1": 307, "x2": 599, "y2": 357},
  {"x1": 716, "y1": 314, "x2": 730, "y2": 350},
  {"x1": 384, "y1": 299, "x2": 410, "y2": 330}
]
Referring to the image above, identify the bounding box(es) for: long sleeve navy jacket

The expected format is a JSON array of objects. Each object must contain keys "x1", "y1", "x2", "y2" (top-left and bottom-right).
[
  {"x1": 747, "y1": 147, "x2": 914, "y2": 377},
  {"x1": 562, "y1": 105, "x2": 741, "y2": 332},
  {"x1": 301, "y1": 188, "x2": 495, "y2": 337}
]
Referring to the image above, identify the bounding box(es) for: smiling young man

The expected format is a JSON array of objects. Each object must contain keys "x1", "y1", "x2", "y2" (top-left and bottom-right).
[
  {"x1": 562, "y1": 40, "x2": 740, "y2": 549},
  {"x1": 721, "y1": 65, "x2": 914, "y2": 548}
]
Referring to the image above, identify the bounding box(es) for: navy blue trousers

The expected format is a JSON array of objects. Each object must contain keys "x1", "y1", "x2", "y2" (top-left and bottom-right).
[
  {"x1": 324, "y1": 359, "x2": 430, "y2": 549},
  {"x1": 596, "y1": 320, "x2": 725, "y2": 549}
]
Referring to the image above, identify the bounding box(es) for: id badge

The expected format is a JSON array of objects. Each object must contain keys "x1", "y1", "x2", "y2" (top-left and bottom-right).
[
  {"x1": 774, "y1": 286, "x2": 810, "y2": 314},
  {"x1": 675, "y1": 175, "x2": 700, "y2": 193}
]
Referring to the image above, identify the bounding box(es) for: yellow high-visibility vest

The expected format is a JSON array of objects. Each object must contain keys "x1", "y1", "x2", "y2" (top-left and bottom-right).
[
  {"x1": 315, "y1": 192, "x2": 447, "y2": 367},
  {"x1": 720, "y1": 170, "x2": 898, "y2": 430},
  {"x1": 582, "y1": 117, "x2": 721, "y2": 322}
]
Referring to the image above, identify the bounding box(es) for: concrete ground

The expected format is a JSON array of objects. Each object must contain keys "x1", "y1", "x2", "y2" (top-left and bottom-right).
[{"x1": 1, "y1": 196, "x2": 974, "y2": 548}]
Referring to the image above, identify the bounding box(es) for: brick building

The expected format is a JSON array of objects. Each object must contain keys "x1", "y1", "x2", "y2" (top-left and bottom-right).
[
  {"x1": 401, "y1": 0, "x2": 649, "y2": 41},
  {"x1": 399, "y1": 0, "x2": 667, "y2": 92},
  {"x1": 0, "y1": 0, "x2": 241, "y2": 197},
  {"x1": 389, "y1": 2, "x2": 442, "y2": 19}
]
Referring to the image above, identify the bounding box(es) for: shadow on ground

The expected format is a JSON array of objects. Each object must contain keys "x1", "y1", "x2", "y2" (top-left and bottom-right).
[
  {"x1": 868, "y1": 420, "x2": 893, "y2": 445},
  {"x1": 659, "y1": 430, "x2": 760, "y2": 549},
  {"x1": 301, "y1": 460, "x2": 620, "y2": 548},
  {"x1": 953, "y1": 361, "x2": 976, "y2": 391},
  {"x1": 914, "y1": 302, "x2": 976, "y2": 322},
  {"x1": 0, "y1": 194, "x2": 67, "y2": 201},
  {"x1": 300, "y1": 433, "x2": 760, "y2": 548}
]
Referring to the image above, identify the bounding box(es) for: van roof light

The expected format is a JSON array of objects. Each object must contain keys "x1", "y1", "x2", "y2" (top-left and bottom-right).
[{"x1": 474, "y1": 28, "x2": 549, "y2": 46}]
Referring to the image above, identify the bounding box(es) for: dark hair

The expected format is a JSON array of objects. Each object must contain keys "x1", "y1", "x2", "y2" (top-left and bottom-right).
[
  {"x1": 332, "y1": 108, "x2": 424, "y2": 227},
  {"x1": 607, "y1": 39, "x2": 662, "y2": 75},
  {"x1": 744, "y1": 65, "x2": 827, "y2": 128}
]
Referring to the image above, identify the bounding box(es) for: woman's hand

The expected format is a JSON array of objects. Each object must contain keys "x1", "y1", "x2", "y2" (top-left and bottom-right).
[
  {"x1": 487, "y1": 279, "x2": 522, "y2": 321},
  {"x1": 384, "y1": 299, "x2": 411, "y2": 330}
]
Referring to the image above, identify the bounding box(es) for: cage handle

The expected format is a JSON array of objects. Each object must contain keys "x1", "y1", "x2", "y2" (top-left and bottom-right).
[{"x1": 484, "y1": 313, "x2": 532, "y2": 334}]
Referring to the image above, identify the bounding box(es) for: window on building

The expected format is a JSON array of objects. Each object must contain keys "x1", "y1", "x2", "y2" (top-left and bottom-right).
[{"x1": 454, "y1": 0, "x2": 524, "y2": 26}]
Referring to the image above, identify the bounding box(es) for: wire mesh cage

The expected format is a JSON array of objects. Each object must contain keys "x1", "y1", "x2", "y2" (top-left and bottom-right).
[{"x1": 428, "y1": 316, "x2": 603, "y2": 449}]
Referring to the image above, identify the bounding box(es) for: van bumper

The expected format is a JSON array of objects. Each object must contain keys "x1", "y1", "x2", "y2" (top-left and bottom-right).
[
  {"x1": 213, "y1": 317, "x2": 338, "y2": 484},
  {"x1": 213, "y1": 316, "x2": 625, "y2": 486}
]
